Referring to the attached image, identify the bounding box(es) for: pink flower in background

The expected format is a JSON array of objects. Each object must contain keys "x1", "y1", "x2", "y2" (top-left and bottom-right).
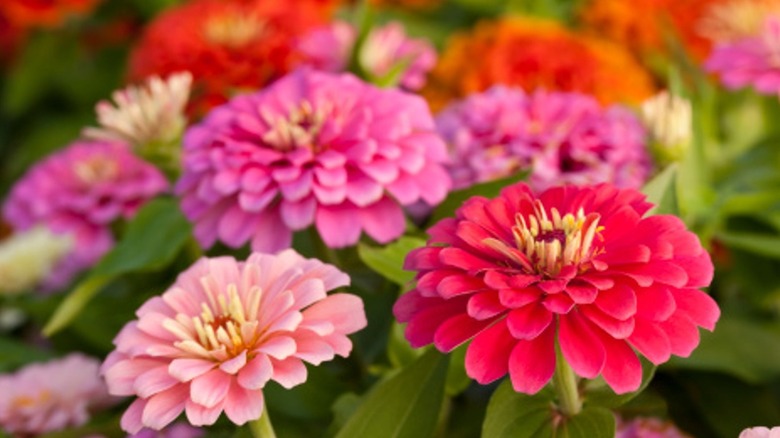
[
  {"x1": 102, "y1": 250, "x2": 367, "y2": 433},
  {"x1": 297, "y1": 21, "x2": 437, "y2": 90},
  {"x1": 740, "y1": 427, "x2": 780, "y2": 438},
  {"x1": 130, "y1": 422, "x2": 204, "y2": 438},
  {"x1": 616, "y1": 416, "x2": 691, "y2": 438},
  {"x1": 435, "y1": 86, "x2": 651, "y2": 192},
  {"x1": 394, "y1": 183, "x2": 719, "y2": 394},
  {"x1": 2, "y1": 141, "x2": 168, "y2": 289},
  {"x1": 0, "y1": 354, "x2": 113, "y2": 436},
  {"x1": 177, "y1": 68, "x2": 450, "y2": 252},
  {"x1": 706, "y1": 16, "x2": 780, "y2": 94}
]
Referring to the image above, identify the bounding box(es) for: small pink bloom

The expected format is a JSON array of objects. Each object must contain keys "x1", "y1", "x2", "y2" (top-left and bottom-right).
[
  {"x1": 177, "y1": 68, "x2": 450, "y2": 252},
  {"x1": 436, "y1": 86, "x2": 651, "y2": 192},
  {"x1": 706, "y1": 15, "x2": 780, "y2": 94},
  {"x1": 297, "y1": 21, "x2": 437, "y2": 90},
  {"x1": 0, "y1": 354, "x2": 113, "y2": 436},
  {"x1": 102, "y1": 250, "x2": 367, "y2": 433},
  {"x1": 740, "y1": 427, "x2": 780, "y2": 438},
  {"x1": 131, "y1": 422, "x2": 204, "y2": 438},
  {"x1": 616, "y1": 416, "x2": 691, "y2": 438},
  {"x1": 394, "y1": 183, "x2": 719, "y2": 395},
  {"x1": 2, "y1": 140, "x2": 168, "y2": 289}
]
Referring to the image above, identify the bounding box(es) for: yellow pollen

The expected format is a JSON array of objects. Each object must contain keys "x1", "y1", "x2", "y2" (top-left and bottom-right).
[
  {"x1": 12, "y1": 391, "x2": 52, "y2": 409},
  {"x1": 261, "y1": 100, "x2": 327, "y2": 152},
  {"x1": 73, "y1": 157, "x2": 119, "y2": 184}
]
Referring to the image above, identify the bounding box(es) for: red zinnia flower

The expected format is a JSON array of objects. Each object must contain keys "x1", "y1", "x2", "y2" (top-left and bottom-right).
[{"x1": 394, "y1": 183, "x2": 719, "y2": 394}]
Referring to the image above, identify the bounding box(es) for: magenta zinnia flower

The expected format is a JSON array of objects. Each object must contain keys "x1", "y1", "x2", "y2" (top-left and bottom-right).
[
  {"x1": 436, "y1": 86, "x2": 651, "y2": 192},
  {"x1": 706, "y1": 15, "x2": 780, "y2": 94},
  {"x1": 2, "y1": 140, "x2": 168, "y2": 288},
  {"x1": 0, "y1": 354, "x2": 113, "y2": 436},
  {"x1": 177, "y1": 68, "x2": 450, "y2": 252},
  {"x1": 394, "y1": 183, "x2": 719, "y2": 394},
  {"x1": 102, "y1": 250, "x2": 367, "y2": 433}
]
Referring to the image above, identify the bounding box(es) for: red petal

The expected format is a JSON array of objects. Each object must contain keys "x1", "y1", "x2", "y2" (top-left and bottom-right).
[
  {"x1": 465, "y1": 319, "x2": 516, "y2": 384},
  {"x1": 506, "y1": 303, "x2": 553, "y2": 340},
  {"x1": 559, "y1": 311, "x2": 605, "y2": 379},
  {"x1": 594, "y1": 282, "x2": 637, "y2": 320},
  {"x1": 671, "y1": 288, "x2": 720, "y2": 331},
  {"x1": 628, "y1": 318, "x2": 671, "y2": 365},
  {"x1": 659, "y1": 313, "x2": 701, "y2": 357},
  {"x1": 467, "y1": 290, "x2": 507, "y2": 320},
  {"x1": 434, "y1": 314, "x2": 495, "y2": 352},
  {"x1": 508, "y1": 324, "x2": 556, "y2": 394},
  {"x1": 635, "y1": 286, "x2": 676, "y2": 321}
]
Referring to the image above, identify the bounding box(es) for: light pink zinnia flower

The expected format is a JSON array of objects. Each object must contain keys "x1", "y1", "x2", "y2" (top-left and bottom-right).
[
  {"x1": 435, "y1": 86, "x2": 651, "y2": 192},
  {"x1": 394, "y1": 183, "x2": 719, "y2": 394},
  {"x1": 177, "y1": 68, "x2": 450, "y2": 252},
  {"x1": 102, "y1": 250, "x2": 367, "y2": 433},
  {"x1": 706, "y1": 15, "x2": 780, "y2": 94},
  {"x1": 740, "y1": 427, "x2": 780, "y2": 438},
  {"x1": 616, "y1": 416, "x2": 691, "y2": 438},
  {"x1": 0, "y1": 354, "x2": 113, "y2": 436},
  {"x1": 297, "y1": 21, "x2": 437, "y2": 90},
  {"x1": 2, "y1": 141, "x2": 168, "y2": 289}
]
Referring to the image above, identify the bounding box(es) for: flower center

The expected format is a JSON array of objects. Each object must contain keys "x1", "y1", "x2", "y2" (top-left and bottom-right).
[
  {"x1": 261, "y1": 101, "x2": 326, "y2": 152},
  {"x1": 512, "y1": 200, "x2": 603, "y2": 277},
  {"x1": 11, "y1": 390, "x2": 51, "y2": 409},
  {"x1": 73, "y1": 157, "x2": 119, "y2": 185},
  {"x1": 203, "y1": 11, "x2": 265, "y2": 48}
]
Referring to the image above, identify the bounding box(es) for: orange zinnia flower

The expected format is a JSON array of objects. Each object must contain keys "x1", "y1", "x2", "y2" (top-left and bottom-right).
[
  {"x1": 128, "y1": 0, "x2": 337, "y2": 114},
  {"x1": 0, "y1": 0, "x2": 100, "y2": 29},
  {"x1": 422, "y1": 17, "x2": 654, "y2": 112}
]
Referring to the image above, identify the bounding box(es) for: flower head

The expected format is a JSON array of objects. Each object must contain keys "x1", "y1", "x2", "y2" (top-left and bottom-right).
[
  {"x1": 437, "y1": 86, "x2": 651, "y2": 192},
  {"x1": 84, "y1": 72, "x2": 192, "y2": 148},
  {"x1": 128, "y1": 0, "x2": 335, "y2": 114},
  {"x1": 102, "y1": 250, "x2": 366, "y2": 433},
  {"x1": 3, "y1": 140, "x2": 168, "y2": 288},
  {"x1": 131, "y1": 422, "x2": 204, "y2": 438},
  {"x1": 0, "y1": 354, "x2": 112, "y2": 436},
  {"x1": 0, "y1": 225, "x2": 74, "y2": 295},
  {"x1": 177, "y1": 68, "x2": 450, "y2": 252},
  {"x1": 422, "y1": 17, "x2": 654, "y2": 111},
  {"x1": 616, "y1": 416, "x2": 691, "y2": 438},
  {"x1": 641, "y1": 91, "x2": 692, "y2": 164},
  {"x1": 0, "y1": 0, "x2": 100, "y2": 29},
  {"x1": 394, "y1": 182, "x2": 719, "y2": 395},
  {"x1": 705, "y1": 15, "x2": 780, "y2": 94},
  {"x1": 740, "y1": 427, "x2": 780, "y2": 438}
]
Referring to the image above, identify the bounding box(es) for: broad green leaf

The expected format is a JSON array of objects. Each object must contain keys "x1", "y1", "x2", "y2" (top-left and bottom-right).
[
  {"x1": 482, "y1": 381, "x2": 556, "y2": 438},
  {"x1": 358, "y1": 236, "x2": 425, "y2": 285},
  {"x1": 716, "y1": 231, "x2": 780, "y2": 259},
  {"x1": 665, "y1": 317, "x2": 780, "y2": 383},
  {"x1": 583, "y1": 359, "x2": 656, "y2": 409},
  {"x1": 445, "y1": 344, "x2": 470, "y2": 396},
  {"x1": 0, "y1": 336, "x2": 52, "y2": 371},
  {"x1": 387, "y1": 321, "x2": 424, "y2": 369},
  {"x1": 335, "y1": 349, "x2": 449, "y2": 438},
  {"x1": 557, "y1": 406, "x2": 615, "y2": 438},
  {"x1": 43, "y1": 198, "x2": 191, "y2": 336},
  {"x1": 642, "y1": 164, "x2": 679, "y2": 216},
  {"x1": 430, "y1": 172, "x2": 528, "y2": 224}
]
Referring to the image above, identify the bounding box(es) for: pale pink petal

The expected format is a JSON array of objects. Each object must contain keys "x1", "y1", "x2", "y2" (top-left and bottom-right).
[
  {"x1": 141, "y1": 385, "x2": 188, "y2": 431},
  {"x1": 223, "y1": 384, "x2": 264, "y2": 426},
  {"x1": 190, "y1": 369, "x2": 231, "y2": 409}
]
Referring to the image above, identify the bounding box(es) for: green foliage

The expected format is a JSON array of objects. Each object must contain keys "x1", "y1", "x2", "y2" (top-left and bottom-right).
[
  {"x1": 358, "y1": 236, "x2": 425, "y2": 285},
  {"x1": 430, "y1": 171, "x2": 529, "y2": 224}
]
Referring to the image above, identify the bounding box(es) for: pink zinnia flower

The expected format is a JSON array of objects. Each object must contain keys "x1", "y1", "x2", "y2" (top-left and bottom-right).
[
  {"x1": 297, "y1": 21, "x2": 437, "y2": 90},
  {"x1": 436, "y1": 86, "x2": 651, "y2": 192},
  {"x1": 131, "y1": 422, "x2": 204, "y2": 438},
  {"x1": 740, "y1": 427, "x2": 780, "y2": 438},
  {"x1": 0, "y1": 354, "x2": 113, "y2": 436},
  {"x1": 177, "y1": 68, "x2": 450, "y2": 252},
  {"x1": 102, "y1": 250, "x2": 367, "y2": 433},
  {"x1": 2, "y1": 141, "x2": 168, "y2": 289},
  {"x1": 706, "y1": 15, "x2": 780, "y2": 94},
  {"x1": 394, "y1": 183, "x2": 719, "y2": 394},
  {"x1": 616, "y1": 416, "x2": 691, "y2": 438}
]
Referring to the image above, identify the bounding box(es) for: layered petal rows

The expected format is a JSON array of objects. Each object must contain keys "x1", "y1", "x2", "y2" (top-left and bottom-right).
[
  {"x1": 102, "y1": 250, "x2": 366, "y2": 433},
  {"x1": 394, "y1": 183, "x2": 719, "y2": 394}
]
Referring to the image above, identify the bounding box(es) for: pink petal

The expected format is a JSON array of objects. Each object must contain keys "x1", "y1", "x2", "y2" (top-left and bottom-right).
[
  {"x1": 594, "y1": 329, "x2": 642, "y2": 394},
  {"x1": 169, "y1": 358, "x2": 217, "y2": 382},
  {"x1": 593, "y1": 282, "x2": 637, "y2": 320},
  {"x1": 559, "y1": 311, "x2": 605, "y2": 379},
  {"x1": 359, "y1": 197, "x2": 406, "y2": 244},
  {"x1": 465, "y1": 319, "x2": 516, "y2": 384},
  {"x1": 220, "y1": 351, "x2": 248, "y2": 375},
  {"x1": 635, "y1": 286, "x2": 676, "y2": 321},
  {"x1": 121, "y1": 398, "x2": 147, "y2": 434},
  {"x1": 315, "y1": 203, "x2": 362, "y2": 247},
  {"x1": 433, "y1": 313, "x2": 494, "y2": 352},
  {"x1": 279, "y1": 197, "x2": 317, "y2": 231},
  {"x1": 302, "y1": 293, "x2": 367, "y2": 335},
  {"x1": 190, "y1": 369, "x2": 232, "y2": 409},
  {"x1": 141, "y1": 385, "x2": 188, "y2": 431},
  {"x1": 506, "y1": 303, "x2": 553, "y2": 340},
  {"x1": 185, "y1": 399, "x2": 224, "y2": 426},
  {"x1": 223, "y1": 383, "x2": 264, "y2": 425},
  {"x1": 628, "y1": 319, "x2": 671, "y2": 365},
  {"x1": 671, "y1": 288, "x2": 720, "y2": 331},
  {"x1": 250, "y1": 208, "x2": 292, "y2": 252},
  {"x1": 257, "y1": 336, "x2": 297, "y2": 360},
  {"x1": 237, "y1": 355, "x2": 273, "y2": 390},
  {"x1": 218, "y1": 204, "x2": 259, "y2": 248},
  {"x1": 580, "y1": 305, "x2": 635, "y2": 339},
  {"x1": 659, "y1": 313, "x2": 701, "y2": 357},
  {"x1": 270, "y1": 357, "x2": 307, "y2": 389},
  {"x1": 508, "y1": 324, "x2": 556, "y2": 394},
  {"x1": 467, "y1": 290, "x2": 506, "y2": 320},
  {"x1": 135, "y1": 365, "x2": 180, "y2": 398}
]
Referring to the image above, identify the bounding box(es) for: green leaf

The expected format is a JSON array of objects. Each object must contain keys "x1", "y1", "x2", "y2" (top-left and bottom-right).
[
  {"x1": 716, "y1": 231, "x2": 780, "y2": 259},
  {"x1": 665, "y1": 317, "x2": 780, "y2": 383},
  {"x1": 482, "y1": 381, "x2": 555, "y2": 438},
  {"x1": 387, "y1": 321, "x2": 424, "y2": 369},
  {"x1": 583, "y1": 359, "x2": 656, "y2": 409},
  {"x1": 642, "y1": 164, "x2": 679, "y2": 216},
  {"x1": 43, "y1": 198, "x2": 191, "y2": 336},
  {"x1": 557, "y1": 406, "x2": 616, "y2": 438},
  {"x1": 444, "y1": 344, "x2": 471, "y2": 396},
  {"x1": 0, "y1": 336, "x2": 52, "y2": 371},
  {"x1": 335, "y1": 349, "x2": 449, "y2": 438},
  {"x1": 358, "y1": 236, "x2": 425, "y2": 285},
  {"x1": 430, "y1": 172, "x2": 528, "y2": 224}
]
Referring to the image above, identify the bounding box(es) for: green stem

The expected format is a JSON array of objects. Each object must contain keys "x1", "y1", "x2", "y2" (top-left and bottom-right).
[
  {"x1": 309, "y1": 227, "x2": 341, "y2": 267},
  {"x1": 248, "y1": 404, "x2": 277, "y2": 438},
  {"x1": 552, "y1": 346, "x2": 582, "y2": 417}
]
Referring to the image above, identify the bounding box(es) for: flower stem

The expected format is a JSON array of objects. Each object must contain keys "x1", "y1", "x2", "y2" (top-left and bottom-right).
[
  {"x1": 552, "y1": 346, "x2": 582, "y2": 417},
  {"x1": 248, "y1": 405, "x2": 277, "y2": 438}
]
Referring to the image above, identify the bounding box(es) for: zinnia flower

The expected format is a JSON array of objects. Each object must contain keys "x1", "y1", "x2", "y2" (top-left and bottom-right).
[
  {"x1": 2, "y1": 140, "x2": 168, "y2": 288},
  {"x1": 705, "y1": 15, "x2": 780, "y2": 94},
  {"x1": 0, "y1": 354, "x2": 112, "y2": 436},
  {"x1": 616, "y1": 416, "x2": 691, "y2": 437},
  {"x1": 131, "y1": 423, "x2": 204, "y2": 438},
  {"x1": 436, "y1": 86, "x2": 651, "y2": 192},
  {"x1": 422, "y1": 17, "x2": 654, "y2": 111},
  {"x1": 0, "y1": 225, "x2": 74, "y2": 295},
  {"x1": 128, "y1": 0, "x2": 336, "y2": 114},
  {"x1": 298, "y1": 20, "x2": 436, "y2": 91},
  {"x1": 101, "y1": 250, "x2": 367, "y2": 433},
  {"x1": 177, "y1": 68, "x2": 450, "y2": 252},
  {"x1": 0, "y1": 0, "x2": 100, "y2": 29},
  {"x1": 394, "y1": 182, "x2": 719, "y2": 394},
  {"x1": 740, "y1": 427, "x2": 780, "y2": 438},
  {"x1": 697, "y1": 0, "x2": 780, "y2": 44}
]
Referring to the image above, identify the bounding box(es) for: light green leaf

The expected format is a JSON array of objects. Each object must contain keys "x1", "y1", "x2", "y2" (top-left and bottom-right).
[
  {"x1": 716, "y1": 231, "x2": 780, "y2": 259},
  {"x1": 43, "y1": 198, "x2": 191, "y2": 336},
  {"x1": 445, "y1": 344, "x2": 470, "y2": 396},
  {"x1": 358, "y1": 236, "x2": 425, "y2": 285},
  {"x1": 0, "y1": 337, "x2": 52, "y2": 372},
  {"x1": 430, "y1": 171, "x2": 529, "y2": 224},
  {"x1": 557, "y1": 406, "x2": 616, "y2": 438},
  {"x1": 642, "y1": 164, "x2": 679, "y2": 216},
  {"x1": 335, "y1": 349, "x2": 449, "y2": 438},
  {"x1": 482, "y1": 381, "x2": 555, "y2": 438}
]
